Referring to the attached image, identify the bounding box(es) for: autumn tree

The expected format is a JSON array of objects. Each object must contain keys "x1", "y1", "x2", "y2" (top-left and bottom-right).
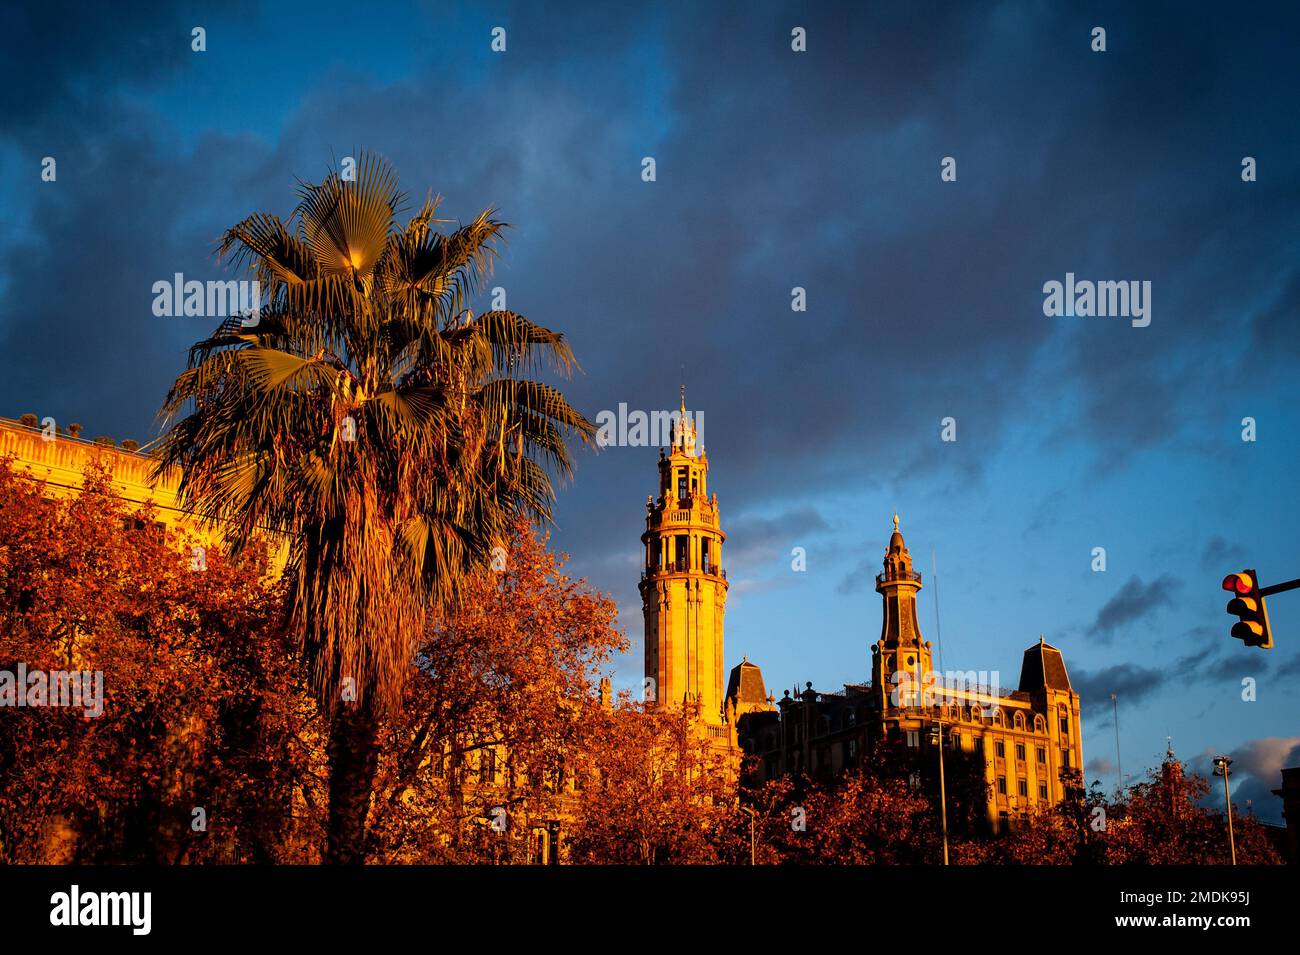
[
  {"x1": 367, "y1": 519, "x2": 624, "y2": 863},
  {"x1": 566, "y1": 701, "x2": 738, "y2": 864},
  {"x1": 1101, "y1": 757, "x2": 1280, "y2": 865},
  {"x1": 0, "y1": 456, "x2": 326, "y2": 863}
]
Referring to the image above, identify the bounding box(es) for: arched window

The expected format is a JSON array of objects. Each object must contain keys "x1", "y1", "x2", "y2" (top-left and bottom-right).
[{"x1": 1014, "y1": 712, "x2": 1026, "y2": 731}]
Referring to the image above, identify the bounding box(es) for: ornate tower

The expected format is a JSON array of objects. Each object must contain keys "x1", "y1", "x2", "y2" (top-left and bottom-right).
[
  {"x1": 640, "y1": 389, "x2": 728, "y2": 724},
  {"x1": 870, "y1": 515, "x2": 935, "y2": 704}
]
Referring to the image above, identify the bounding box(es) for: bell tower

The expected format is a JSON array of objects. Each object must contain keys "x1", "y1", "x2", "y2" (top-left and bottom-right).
[
  {"x1": 639, "y1": 389, "x2": 728, "y2": 724},
  {"x1": 870, "y1": 515, "x2": 934, "y2": 704}
]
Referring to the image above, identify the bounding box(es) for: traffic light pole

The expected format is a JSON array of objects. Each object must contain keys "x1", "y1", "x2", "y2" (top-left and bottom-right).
[{"x1": 1259, "y1": 576, "x2": 1300, "y2": 598}]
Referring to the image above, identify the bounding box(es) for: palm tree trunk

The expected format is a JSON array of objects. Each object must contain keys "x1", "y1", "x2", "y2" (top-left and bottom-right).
[{"x1": 325, "y1": 697, "x2": 380, "y2": 864}]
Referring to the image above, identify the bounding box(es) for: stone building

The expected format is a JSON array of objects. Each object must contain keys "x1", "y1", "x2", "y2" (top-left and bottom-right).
[
  {"x1": 732, "y1": 516, "x2": 1084, "y2": 830},
  {"x1": 634, "y1": 398, "x2": 1084, "y2": 830}
]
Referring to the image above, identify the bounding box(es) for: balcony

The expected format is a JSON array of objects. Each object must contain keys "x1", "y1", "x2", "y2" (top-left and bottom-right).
[
  {"x1": 640, "y1": 565, "x2": 728, "y2": 582},
  {"x1": 876, "y1": 569, "x2": 922, "y2": 585}
]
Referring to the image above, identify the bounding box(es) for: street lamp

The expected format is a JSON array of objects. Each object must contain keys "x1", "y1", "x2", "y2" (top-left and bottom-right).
[
  {"x1": 928, "y1": 723, "x2": 950, "y2": 866},
  {"x1": 740, "y1": 805, "x2": 757, "y2": 865},
  {"x1": 1212, "y1": 755, "x2": 1236, "y2": 865}
]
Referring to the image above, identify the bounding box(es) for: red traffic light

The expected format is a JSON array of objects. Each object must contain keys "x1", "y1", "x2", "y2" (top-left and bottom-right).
[
  {"x1": 1224, "y1": 568, "x2": 1272, "y2": 650},
  {"x1": 1222, "y1": 572, "x2": 1254, "y2": 594}
]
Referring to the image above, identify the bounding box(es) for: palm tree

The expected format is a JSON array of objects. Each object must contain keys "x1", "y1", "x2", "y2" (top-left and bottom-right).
[{"x1": 154, "y1": 152, "x2": 593, "y2": 863}]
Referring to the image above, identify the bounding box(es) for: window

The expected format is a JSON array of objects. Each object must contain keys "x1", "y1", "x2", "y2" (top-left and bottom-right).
[
  {"x1": 676, "y1": 535, "x2": 688, "y2": 572},
  {"x1": 997, "y1": 776, "x2": 1007, "y2": 795},
  {"x1": 677, "y1": 469, "x2": 687, "y2": 500},
  {"x1": 1060, "y1": 717, "x2": 1069, "y2": 734},
  {"x1": 1015, "y1": 743, "x2": 1025, "y2": 762},
  {"x1": 952, "y1": 733, "x2": 963, "y2": 750},
  {"x1": 1037, "y1": 746, "x2": 1046, "y2": 763},
  {"x1": 702, "y1": 538, "x2": 711, "y2": 573},
  {"x1": 846, "y1": 739, "x2": 858, "y2": 761},
  {"x1": 1039, "y1": 783, "x2": 1048, "y2": 801},
  {"x1": 995, "y1": 740, "x2": 1005, "y2": 758},
  {"x1": 479, "y1": 748, "x2": 496, "y2": 784},
  {"x1": 1018, "y1": 779, "x2": 1028, "y2": 798},
  {"x1": 906, "y1": 730, "x2": 920, "y2": 748}
]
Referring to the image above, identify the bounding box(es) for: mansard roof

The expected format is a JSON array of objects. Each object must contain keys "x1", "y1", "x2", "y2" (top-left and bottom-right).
[
  {"x1": 726, "y1": 658, "x2": 769, "y2": 705},
  {"x1": 1017, "y1": 637, "x2": 1072, "y2": 692}
]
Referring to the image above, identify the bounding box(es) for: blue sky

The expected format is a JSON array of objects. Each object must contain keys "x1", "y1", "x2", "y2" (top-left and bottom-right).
[{"x1": 1, "y1": 0, "x2": 1297, "y2": 820}]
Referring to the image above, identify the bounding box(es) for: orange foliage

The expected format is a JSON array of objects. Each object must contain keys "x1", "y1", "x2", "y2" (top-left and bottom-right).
[{"x1": 0, "y1": 455, "x2": 324, "y2": 863}]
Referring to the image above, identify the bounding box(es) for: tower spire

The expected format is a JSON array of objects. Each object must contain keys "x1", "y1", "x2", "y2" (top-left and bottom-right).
[
  {"x1": 872, "y1": 515, "x2": 932, "y2": 700},
  {"x1": 641, "y1": 389, "x2": 727, "y2": 725}
]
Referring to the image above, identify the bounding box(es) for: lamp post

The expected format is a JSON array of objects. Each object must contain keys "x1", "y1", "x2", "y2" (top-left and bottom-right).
[
  {"x1": 740, "y1": 805, "x2": 757, "y2": 865},
  {"x1": 929, "y1": 721, "x2": 950, "y2": 865},
  {"x1": 1212, "y1": 755, "x2": 1236, "y2": 865}
]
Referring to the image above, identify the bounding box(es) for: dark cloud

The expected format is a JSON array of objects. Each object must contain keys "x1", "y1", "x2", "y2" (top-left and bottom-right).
[
  {"x1": 1072, "y1": 663, "x2": 1165, "y2": 715},
  {"x1": 726, "y1": 506, "x2": 831, "y2": 569},
  {"x1": 3, "y1": 1, "x2": 1297, "y2": 514},
  {"x1": 1224, "y1": 737, "x2": 1300, "y2": 826},
  {"x1": 1201, "y1": 536, "x2": 1246, "y2": 571},
  {"x1": 1086, "y1": 575, "x2": 1181, "y2": 643},
  {"x1": 1183, "y1": 738, "x2": 1299, "y2": 826},
  {"x1": 836, "y1": 556, "x2": 876, "y2": 596},
  {"x1": 1086, "y1": 755, "x2": 1115, "y2": 776},
  {"x1": 0, "y1": 1, "x2": 199, "y2": 129},
  {"x1": 1, "y1": 0, "x2": 1297, "y2": 771}
]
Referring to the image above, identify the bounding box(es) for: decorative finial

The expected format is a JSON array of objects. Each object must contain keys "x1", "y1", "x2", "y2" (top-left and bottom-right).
[
  {"x1": 893, "y1": 513, "x2": 900, "y2": 533},
  {"x1": 1040, "y1": 633, "x2": 1045, "y2": 645},
  {"x1": 680, "y1": 382, "x2": 686, "y2": 415}
]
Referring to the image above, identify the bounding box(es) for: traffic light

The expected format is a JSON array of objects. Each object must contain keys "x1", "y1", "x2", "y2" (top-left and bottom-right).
[{"x1": 1222, "y1": 570, "x2": 1272, "y2": 649}]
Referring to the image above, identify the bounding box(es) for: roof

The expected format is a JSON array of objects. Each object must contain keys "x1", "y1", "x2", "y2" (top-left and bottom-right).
[
  {"x1": 726, "y1": 659, "x2": 769, "y2": 705},
  {"x1": 1017, "y1": 639, "x2": 1072, "y2": 692}
]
